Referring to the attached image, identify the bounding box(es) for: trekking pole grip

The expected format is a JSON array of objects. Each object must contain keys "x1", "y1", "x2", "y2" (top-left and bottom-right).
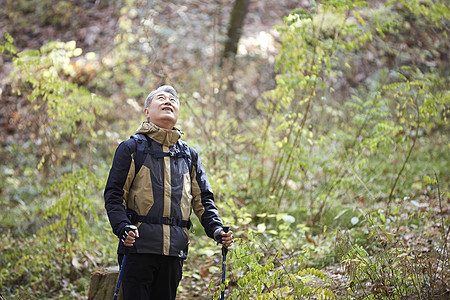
[{"x1": 222, "y1": 226, "x2": 229, "y2": 256}]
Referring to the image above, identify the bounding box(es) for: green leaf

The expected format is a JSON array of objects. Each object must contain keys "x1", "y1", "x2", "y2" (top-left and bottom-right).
[
  {"x1": 5, "y1": 32, "x2": 14, "y2": 43},
  {"x1": 352, "y1": 10, "x2": 366, "y2": 27},
  {"x1": 65, "y1": 40, "x2": 76, "y2": 50},
  {"x1": 5, "y1": 42, "x2": 17, "y2": 54},
  {"x1": 379, "y1": 213, "x2": 386, "y2": 224},
  {"x1": 257, "y1": 223, "x2": 266, "y2": 232}
]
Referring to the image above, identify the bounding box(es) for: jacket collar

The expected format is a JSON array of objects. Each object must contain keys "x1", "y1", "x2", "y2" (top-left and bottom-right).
[{"x1": 135, "y1": 122, "x2": 182, "y2": 147}]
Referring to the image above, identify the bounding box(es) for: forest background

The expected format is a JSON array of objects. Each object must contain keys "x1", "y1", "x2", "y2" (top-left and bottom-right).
[{"x1": 0, "y1": 0, "x2": 448, "y2": 299}]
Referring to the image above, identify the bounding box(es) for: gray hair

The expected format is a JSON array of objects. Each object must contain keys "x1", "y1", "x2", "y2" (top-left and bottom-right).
[{"x1": 144, "y1": 85, "x2": 178, "y2": 108}]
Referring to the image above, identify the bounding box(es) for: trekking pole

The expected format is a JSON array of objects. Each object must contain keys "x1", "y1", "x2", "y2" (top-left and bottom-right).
[
  {"x1": 220, "y1": 226, "x2": 230, "y2": 300},
  {"x1": 113, "y1": 225, "x2": 137, "y2": 300},
  {"x1": 113, "y1": 248, "x2": 129, "y2": 300}
]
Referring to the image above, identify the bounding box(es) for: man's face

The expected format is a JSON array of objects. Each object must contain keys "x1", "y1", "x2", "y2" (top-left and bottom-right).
[{"x1": 144, "y1": 91, "x2": 179, "y2": 129}]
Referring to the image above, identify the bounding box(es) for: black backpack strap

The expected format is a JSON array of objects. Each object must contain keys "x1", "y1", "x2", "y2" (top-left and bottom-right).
[
  {"x1": 130, "y1": 134, "x2": 148, "y2": 176},
  {"x1": 177, "y1": 140, "x2": 193, "y2": 174},
  {"x1": 130, "y1": 134, "x2": 192, "y2": 173}
]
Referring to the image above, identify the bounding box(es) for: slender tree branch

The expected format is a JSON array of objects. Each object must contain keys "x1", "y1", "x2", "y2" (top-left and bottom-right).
[{"x1": 387, "y1": 96, "x2": 420, "y2": 213}]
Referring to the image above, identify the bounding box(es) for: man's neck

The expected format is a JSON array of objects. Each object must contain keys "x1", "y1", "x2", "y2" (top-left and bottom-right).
[{"x1": 136, "y1": 122, "x2": 181, "y2": 146}]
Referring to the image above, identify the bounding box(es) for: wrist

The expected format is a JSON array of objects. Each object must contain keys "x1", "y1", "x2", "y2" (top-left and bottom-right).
[{"x1": 214, "y1": 228, "x2": 223, "y2": 243}]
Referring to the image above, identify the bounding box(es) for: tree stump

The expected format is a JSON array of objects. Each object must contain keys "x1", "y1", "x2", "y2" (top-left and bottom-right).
[{"x1": 88, "y1": 266, "x2": 122, "y2": 300}]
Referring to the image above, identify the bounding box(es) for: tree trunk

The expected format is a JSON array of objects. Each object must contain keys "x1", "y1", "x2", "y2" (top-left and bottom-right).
[
  {"x1": 220, "y1": 0, "x2": 250, "y2": 67},
  {"x1": 88, "y1": 266, "x2": 122, "y2": 300}
]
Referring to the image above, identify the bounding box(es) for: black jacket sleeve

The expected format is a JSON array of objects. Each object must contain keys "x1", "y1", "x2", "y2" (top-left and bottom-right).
[
  {"x1": 189, "y1": 147, "x2": 223, "y2": 239},
  {"x1": 104, "y1": 139, "x2": 136, "y2": 237}
]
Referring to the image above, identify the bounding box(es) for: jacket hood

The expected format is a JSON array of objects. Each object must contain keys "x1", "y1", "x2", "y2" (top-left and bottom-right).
[{"x1": 135, "y1": 122, "x2": 182, "y2": 146}]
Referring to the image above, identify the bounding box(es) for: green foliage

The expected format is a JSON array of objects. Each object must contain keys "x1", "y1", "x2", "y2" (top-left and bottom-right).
[
  {"x1": 0, "y1": 32, "x2": 16, "y2": 54},
  {"x1": 392, "y1": 0, "x2": 449, "y2": 27},
  {"x1": 225, "y1": 0, "x2": 450, "y2": 225},
  {"x1": 101, "y1": 1, "x2": 157, "y2": 100},
  {"x1": 337, "y1": 212, "x2": 448, "y2": 298},
  {"x1": 0, "y1": 213, "x2": 116, "y2": 298},
  {"x1": 210, "y1": 233, "x2": 335, "y2": 300},
  {"x1": 0, "y1": 142, "x2": 43, "y2": 232},
  {"x1": 1, "y1": 0, "x2": 448, "y2": 298},
  {"x1": 0, "y1": 32, "x2": 114, "y2": 298},
  {"x1": 201, "y1": 1, "x2": 448, "y2": 297},
  {"x1": 334, "y1": 172, "x2": 449, "y2": 299},
  {"x1": 3, "y1": 0, "x2": 95, "y2": 29},
  {"x1": 243, "y1": 0, "x2": 378, "y2": 215},
  {"x1": 40, "y1": 169, "x2": 103, "y2": 257},
  {"x1": 3, "y1": 36, "x2": 110, "y2": 138}
]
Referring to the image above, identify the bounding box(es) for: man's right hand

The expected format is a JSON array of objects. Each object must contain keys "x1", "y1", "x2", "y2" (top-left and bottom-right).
[{"x1": 120, "y1": 224, "x2": 139, "y2": 247}]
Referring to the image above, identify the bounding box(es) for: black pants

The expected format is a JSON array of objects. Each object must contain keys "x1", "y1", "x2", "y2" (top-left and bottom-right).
[{"x1": 118, "y1": 253, "x2": 183, "y2": 300}]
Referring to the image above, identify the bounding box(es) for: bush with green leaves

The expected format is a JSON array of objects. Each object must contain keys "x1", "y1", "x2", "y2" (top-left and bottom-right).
[
  {"x1": 0, "y1": 33, "x2": 114, "y2": 298},
  {"x1": 210, "y1": 231, "x2": 335, "y2": 300},
  {"x1": 2, "y1": 35, "x2": 109, "y2": 138},
  {"x1": 335, "y1": 173, "x2": 449, "y2": 299},
  {"x1": 0, "y1": 0, "x2": 448, "y2": 298},
  {"x1": 203, "y1": 0, "x2": 448, "y2": 298}
]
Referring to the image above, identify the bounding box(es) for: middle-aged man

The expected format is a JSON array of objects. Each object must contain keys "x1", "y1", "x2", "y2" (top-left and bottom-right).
[{"x1": 104, "y1": 85, "x2": 233, "y2": 299}]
